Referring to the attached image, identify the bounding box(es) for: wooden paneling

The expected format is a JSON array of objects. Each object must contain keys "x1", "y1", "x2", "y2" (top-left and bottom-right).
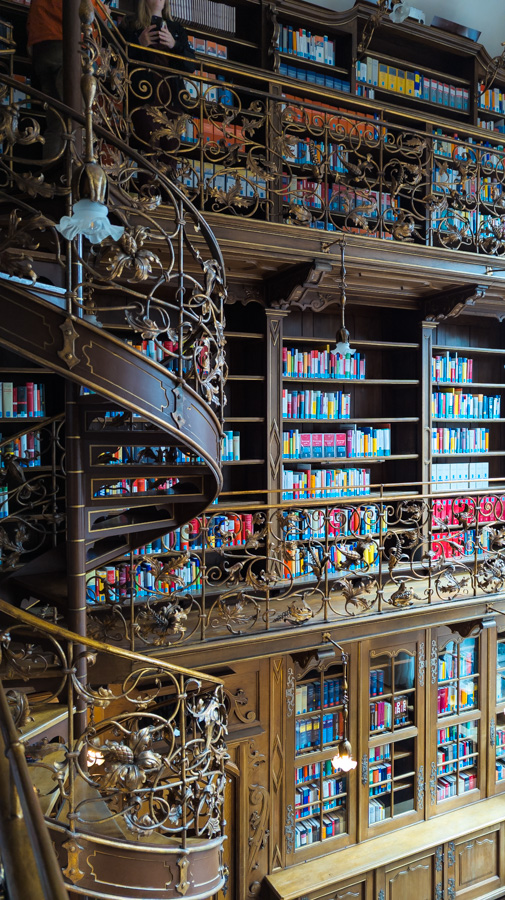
[
  {"x1": 453, "y1": 828, "x2": 501, "y2": 899},
  {"x1": 385, "y1": 850, "x2": 439, "y2": 900}
]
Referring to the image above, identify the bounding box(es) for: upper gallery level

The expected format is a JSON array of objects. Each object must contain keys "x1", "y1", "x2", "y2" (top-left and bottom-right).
[{"x1": 3, "y1": 0, "x2": 505, "y2": 298}]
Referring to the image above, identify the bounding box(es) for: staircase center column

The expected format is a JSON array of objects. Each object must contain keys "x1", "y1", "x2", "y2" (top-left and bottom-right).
[{"x1": 65, "y1": 383, "x2": 87, "y2": 737}]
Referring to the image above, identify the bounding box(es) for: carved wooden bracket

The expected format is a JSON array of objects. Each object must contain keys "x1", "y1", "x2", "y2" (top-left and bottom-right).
[
  {"x1": 422, "y1": 284, "x2": 488, "y2": 322},
  {"x1": 267, "y1": 259, "x2": 333, "y2": 310}
]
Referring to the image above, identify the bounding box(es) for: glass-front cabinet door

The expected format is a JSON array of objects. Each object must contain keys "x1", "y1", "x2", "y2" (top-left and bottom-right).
[
  {"x1": 490, "y1": 627, "x2": 505, "y2": 794},
  {"x1": 287, "y1": 653, "x2": 357, "y2": 861},
  {"x1": 359, "y1": 634, "x2": 426, "y2": 839},
  {"x1": 429, "y1": 630, "x2": 485, "y2": 813}
]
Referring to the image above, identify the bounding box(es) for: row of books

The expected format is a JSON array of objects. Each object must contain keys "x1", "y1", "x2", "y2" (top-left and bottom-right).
[
  {"x1": 432, "y1": 353, "x2": 473, "y2": 384},
  {"x1": 356, "y1": 57, "x2": 469, "y2": 111},
  {"x1": 93, "y1": 477, "x2": 180, "y2": 497},
  {"x1": 478, "y1": 84, "x2": 505, "y2": 115},
  {"x1": 496, "y1": 726, "x2": 505, "y2": 751},
  {"x1": 368, "y1": 797, "x2": 388, "y2": 824},
  {"x1": 283, "y1": 428, "x2": 391, "y2": 459},
  {"x1": 133, "y1": 514, "x2": 254, "y2": 554},
  {"x1": 432, "y1": 391, "x2": 501, "y2": 420},
  {"x1": 0, "y1": 431, "x2": 41, "y2": 467},
  {"x1": 296, "y1": 758, "x2": 335, "y2": 784},
  {"x1": 126, "y1": 338, "x2": 178, "y2": 363},
  {"x1": 279, "y1": 62, "x2": 350, "y2": 93},
  {"x1": 431, "y1": 427, "x2": 489, "y2": 455},
  {"x1": 370, "y1": 696, "x2": 411, "y2": 732},
  {"x1": 437, "y1": 740, "x2": 476, "y2": 767},
  {"x1": 187, "y1": 35, "x2": 227, "y2": 58},
  {"x1": 439, "y1": 645, "x2": 477, "y2": 679},
  {"x1": 282, "y1": 180, "x2": 398, "y2": 221},
  {"x1": 282, "y1": 467, "x2": 371, "y2": 500},
  {"x1": 278, "y1": 25, "x2": 336, "y2": 66},
  {"x1": 431, "y1": 462, "x2": 490, "y2": 491},
  {"x1": 295, "y1": 777, "x2": 345, "y2": 816},
  {"x1": 369, "y1": 762, "x2": 391, "y2": 786},
  {"x1": 282, "y1": 140, "x2": 349, "y2": 172},
  {"x1": 432, "y1": 528, "x2": 491, "y2": 562},
  {"x1": 432, "y1": 208, "x2": 477, "y2": 235},
  {"x1": 295, "y1": 711, "x2": 344, "y2": 754},
  {"x1": 496, "y1": 760, "x2": 505, "y2": 781},
  {"x1": 282, "y1": 389, "x2": 351, "y2": 420},
  {"x1": 0, "y1": 382, "x2": 45, "y2": 418},
  {"x1": 369, "y1": 744, "x2": 391, "y2": 763},
  {"x1": 170, "y1": 0, "x2": 236, "y2": 34},
  {"x1": 295, "y1": 678, "x2": 342, "y2": 714},
  {"x1": 478, "y1": 117, "x2": 505, "y2": 135},
  {"x1": 0, "y1": 486, "x2": 8, "y2": 519},
  {"x1": 222, "y1": 431, "x2": 240, "y2": 462},
  {"x1": 283, "y1": 540, "x2": 376, "y2": 577},
  {"x1": 178, "y1": 163, "x2": 267, "y2": 199},
  {"x1": 433, "y1": 129, "x2": 503, "y2": 163},
  {"x1": 87, "y1": 559, "x2": 202, "y2": 603},
  {"x1": 281, "y1": 93, "x2": 380, "y2": 134},
  {"x1": 91, "y1": 446, "x2": 203, "y2": 466},
  {"x1": 282, "y1": 505, "x2": 386, "y2": 539},
  {"x1": 437, "y1": 771, "x2": 476, "y2": 800},
  {"x1": 294, "y1": 808, "x2": 345, "y2": 847},
  {"x1": 437, "y1": 682, "x2": 476, "y2": 716},
  {"x1": 369, "y1": 669, "x2": 387, "y2": 697},
  {"x1": 283, "y1": 346, "x2": 366, "y2": 380}
]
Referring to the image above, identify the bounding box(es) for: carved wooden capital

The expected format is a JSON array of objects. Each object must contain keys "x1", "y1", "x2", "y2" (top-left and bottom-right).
[
  {"x1": 423, "y1": 284, "x2": 488, "y2": 322},
  {"x1": 267, "y1": 259, "x2": 333, "y2": 310}
]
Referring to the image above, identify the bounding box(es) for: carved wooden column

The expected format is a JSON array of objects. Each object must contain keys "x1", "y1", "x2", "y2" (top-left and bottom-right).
[
  {"x1": 266, "y1": 309, "x2": 288, "y2": 507},
  {"x1": 421, "y1": 320, "x2": 437, "y2": 494}
]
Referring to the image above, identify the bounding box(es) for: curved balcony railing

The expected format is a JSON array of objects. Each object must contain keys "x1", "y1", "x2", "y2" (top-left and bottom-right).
[
  {"x1": 81, "y1": 480, "x2": 505, "y2": 648},
  {"x1": 78, "y1": 3, "x2": 505, "y2": 254},
  {"x1": 0, "y1": 596, "x2": 228, "y2": 899}
]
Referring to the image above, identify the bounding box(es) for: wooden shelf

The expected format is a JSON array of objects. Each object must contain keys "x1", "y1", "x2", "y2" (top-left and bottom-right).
[
  {"x1": 278, "y1": 50, "x2": 348, "y2": 76},
  {"x1": 283, "y1": 418, "x2": 418, "y2": 424},
  {"x1": 283, "y1": 454, "x2": 418, "y2": 464},
  {"x1": 432, "y1": 418, "x2": 505, "y2": 423},
  {"x1": 285, "y1": 337, "x2": 419, "y2": 349},
  {"x1": 283, "y1": 377, "x2": 419, "y2": 386},
  {"x1": 222, "y1": 459, "x2": 264, "y2": 465},
  {"x1": 433, "y1": 382, "x2": 505, "y2": 389},
  {"x1": 433, "y1": 345, "x2": 505, "y2": 356}
]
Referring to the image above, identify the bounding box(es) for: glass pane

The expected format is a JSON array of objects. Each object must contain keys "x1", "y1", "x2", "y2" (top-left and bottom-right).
[
  {"x1": 438, "y1": 644, "x2": 457, "y2": 681},
  {"x1": 497, "y1": 640, "x2": 505, "y2": 670},
  {"x1": 322, "y1": 711, "x2": 344, "y2": 748},
  {"x1": 497, "y1": 671, "x2": 505, "y2": 703},
  {"x1": 459, "y1": 678, "x2": 477, "y2": 711},
  {"x1": 393, "y1": 695, "x2": 412, "y2": 728},
  {"x1": 370, "y1": 655, "x2": 392, "y2": 694},
  {"x1": 496, "y1": 712, "x2": 505, "y2": 784},
  {"x1": 438, "y1": 681, "x2": 458, "y2": 716},
  {"x1": 295, "y1": 715, "x2": 322, "y2": 754},
  {"x1": 459, "y1": 639, "x2": 478, "y2": 677},
  {"x1": 296, "y1": 682, "x2": 321, "y2": 714},
  {"x1": 394, "y1": 652, "x2": 416, "y2": 690},
  {"x1": 370, "y1": 699, "x2": 392, "y2": 733},
  {"x1": 323, "y1": 676, "x2": 342, "y2": 708}
]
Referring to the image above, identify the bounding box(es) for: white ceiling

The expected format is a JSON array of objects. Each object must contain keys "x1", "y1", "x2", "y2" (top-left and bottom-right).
[{"x1": 306, "y1": 0, "x2": 505, "y2": 59}]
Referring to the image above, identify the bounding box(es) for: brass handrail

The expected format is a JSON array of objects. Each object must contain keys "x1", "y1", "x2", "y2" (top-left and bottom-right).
[
  {"x1": 0, "y1": 679, "x2": 69, "y2": 900},
  {"x1": 0, "y1": 596, "x2": 223, "y2": 685}
]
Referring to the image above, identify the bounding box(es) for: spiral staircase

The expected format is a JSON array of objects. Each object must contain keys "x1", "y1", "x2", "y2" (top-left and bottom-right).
[{"x1": 0, "y1": 12, "x2": 228, "y2": 898}]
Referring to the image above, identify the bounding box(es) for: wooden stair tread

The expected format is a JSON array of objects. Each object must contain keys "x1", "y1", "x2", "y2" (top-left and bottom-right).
[
  {"x1": 57, "y1": 776, "x2": 177, "y2": 845},
  {"x1": 29, "y1": 748, "x2": 66, "y2": 816},
  {"x1": 19, "y1": 703, "x2": 68, "y2": 742}
]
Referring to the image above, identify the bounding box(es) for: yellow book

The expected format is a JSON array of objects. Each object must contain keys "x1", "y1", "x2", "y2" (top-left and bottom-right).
[
  {"x1": 379, "y1": 62, "x2": 388, "y2": 88},
  {"x1": 397, "y1": 68, "x2": 406, "y2": 93},
  {"x1": 388, "y1": 66, "x2": 398, "y2": 92}
]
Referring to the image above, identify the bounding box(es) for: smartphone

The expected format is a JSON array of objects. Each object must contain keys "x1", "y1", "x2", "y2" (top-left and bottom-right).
[{"x1": 150, "y1": 15, "x2": 164, "y2": 30}]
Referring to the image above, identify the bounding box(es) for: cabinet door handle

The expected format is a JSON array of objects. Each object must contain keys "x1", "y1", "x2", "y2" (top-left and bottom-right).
[
  {"x1": 490, "y1": 716, "x2": 496, "y2": 747},
  {"x1": 361, "y1": 753, "x2": 369, "y2": 787}
]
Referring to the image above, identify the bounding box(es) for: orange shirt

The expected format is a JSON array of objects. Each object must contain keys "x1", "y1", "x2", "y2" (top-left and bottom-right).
[{"x1": 27, "y1": 0, "x2": 63, "y2": 48}]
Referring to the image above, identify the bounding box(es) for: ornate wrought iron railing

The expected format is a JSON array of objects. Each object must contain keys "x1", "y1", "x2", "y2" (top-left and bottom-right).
[
  {"x1": 0, "y1": 597, "x2": 228, "y2": 897},
  {"x1": 80, "y1": 7, "x2": 505, "y2": 253},
  {"x1": 0, "y1": 68, "x2": 227, "y2": 417},
  {"x1": 80, "y1": 481, "x2": 505, "y2": 648}
]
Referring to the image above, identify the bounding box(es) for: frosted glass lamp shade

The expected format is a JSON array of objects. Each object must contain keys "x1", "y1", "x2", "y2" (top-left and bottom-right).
[{"x1": 56, "y1": 199, "x2": 124, "y2": 244}]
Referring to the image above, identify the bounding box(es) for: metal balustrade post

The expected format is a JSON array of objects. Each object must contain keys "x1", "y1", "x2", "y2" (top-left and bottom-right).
[{"x1": 65, "y1": 383, "x2": 87, "y2": 740}]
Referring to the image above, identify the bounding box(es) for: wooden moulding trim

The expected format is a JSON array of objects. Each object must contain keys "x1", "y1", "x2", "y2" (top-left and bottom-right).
[{"x1": 264, "y1": 795, "x2": 505, "y2": 900}]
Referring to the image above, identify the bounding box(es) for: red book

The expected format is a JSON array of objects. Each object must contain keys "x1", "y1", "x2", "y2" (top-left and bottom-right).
[{"x1": 26, "y1": 382, "x2": 34, "y2": 417}]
